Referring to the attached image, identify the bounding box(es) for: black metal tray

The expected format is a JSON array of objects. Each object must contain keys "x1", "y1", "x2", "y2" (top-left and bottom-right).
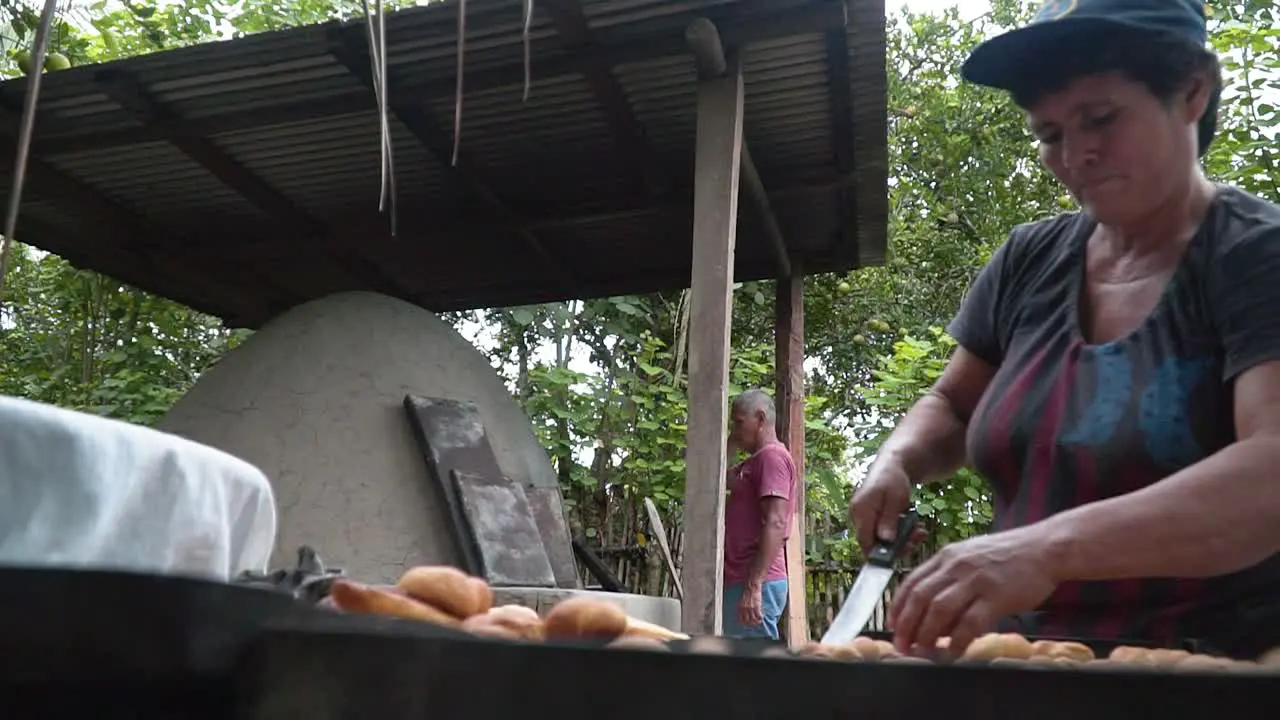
[
  {"x1": 0, "y1": 567, "x2": 318, "y2": 682},
  {"x1": 233, "y1": 622, "x2": 1280, "y2": 720}
]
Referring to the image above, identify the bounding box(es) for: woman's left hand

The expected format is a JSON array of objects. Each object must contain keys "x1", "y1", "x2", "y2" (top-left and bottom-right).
[{"x1": 888, "y1": 526, "x2": 1062, "y2": 656}]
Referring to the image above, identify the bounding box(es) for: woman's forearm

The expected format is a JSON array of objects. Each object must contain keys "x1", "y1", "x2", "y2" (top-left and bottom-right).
[
  {"x1": 1041, "y1": 435, "x2": 1280, "y2": 583},
  {"x1": 879, "y1": 391, "x2": 970, "y2": 486}
]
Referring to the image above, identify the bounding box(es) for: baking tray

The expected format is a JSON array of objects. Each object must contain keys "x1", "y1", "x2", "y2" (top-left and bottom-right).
[
  {"x1": 235, "y1": 621, "x2": 1280, "y2": 720},
  {"x1": 0, "y1": 567, "x2": 318, "y2": 682}
]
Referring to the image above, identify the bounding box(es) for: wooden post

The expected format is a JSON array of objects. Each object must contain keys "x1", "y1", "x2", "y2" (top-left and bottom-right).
[
  {"x1": 680, "y1": 42, "x2": 745, "y2": 637},
  {"x1": 775, "y1": 271, "x2": 807, "y2": 646}
]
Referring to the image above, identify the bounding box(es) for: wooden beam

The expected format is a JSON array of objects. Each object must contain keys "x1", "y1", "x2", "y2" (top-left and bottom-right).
[
  {"x1": 823, "y1": 27, "x2": 856, "y2": 264},
  {"x1": 686, "y1": 17, "x2": 790, "y2": 279},
  {"x1": 741, "y1": 144, "x2": 790, "y2": 278},
  {"x1": 679, "y1": 39, "x2": 744, "y2": 637},
  {"x1": 25, "y1": 1, "x2": 847, "y2": 157},
  {"x1": 329, "y1": 36, "x2": 577, "y2": 294},
  {"x1": 775, "y1": 270, "x2": 807, "y2": 647},
  {"x1": 540, "y1": 0, "x2": 669, "y2": 198}
]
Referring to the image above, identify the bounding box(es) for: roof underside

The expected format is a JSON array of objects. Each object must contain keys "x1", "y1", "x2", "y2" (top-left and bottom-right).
[{"x1": 0, "y1": 0, "x2": 886, "y2": 328}]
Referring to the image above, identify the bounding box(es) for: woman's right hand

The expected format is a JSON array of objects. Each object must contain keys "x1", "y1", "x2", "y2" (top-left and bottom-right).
[{"x1": 849, "y1": 459, "x2": 916, "y2": 556}]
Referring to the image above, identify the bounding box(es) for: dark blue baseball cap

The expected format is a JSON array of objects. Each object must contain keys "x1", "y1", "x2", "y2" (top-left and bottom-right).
[{"x1": 962, "y1": 0, "x2": 1209, "y2": 90}]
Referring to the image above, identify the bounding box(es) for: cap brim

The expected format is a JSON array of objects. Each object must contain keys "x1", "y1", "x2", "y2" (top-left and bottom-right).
[{"x1": 960, "y1": 17, "x2": 1151, "y2": 91}]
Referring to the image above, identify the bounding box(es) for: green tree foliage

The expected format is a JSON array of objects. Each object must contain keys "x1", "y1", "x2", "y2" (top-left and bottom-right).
[{"x1": 1, "y1": 0, "x2": 1278, "y2": 572}]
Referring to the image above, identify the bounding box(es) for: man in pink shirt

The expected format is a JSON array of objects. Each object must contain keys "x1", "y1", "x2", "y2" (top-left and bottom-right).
[{"x1": 722, "y1": 389, "x2": 798, "y2": 640}]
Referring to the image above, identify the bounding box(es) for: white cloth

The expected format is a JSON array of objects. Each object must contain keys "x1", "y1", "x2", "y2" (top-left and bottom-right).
[{"x1": 0, "y1": 395, "x2": 276, "y2": 581}]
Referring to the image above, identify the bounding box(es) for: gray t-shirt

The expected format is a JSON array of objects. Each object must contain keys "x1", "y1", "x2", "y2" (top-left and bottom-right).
[{"x1": 948, "y1": 185, "x2": 1280, "y2": 653}]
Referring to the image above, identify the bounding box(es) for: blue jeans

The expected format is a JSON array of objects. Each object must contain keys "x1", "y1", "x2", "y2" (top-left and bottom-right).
[{"x1": 722, "y1": 579, "x2": 789, "y2": 639}]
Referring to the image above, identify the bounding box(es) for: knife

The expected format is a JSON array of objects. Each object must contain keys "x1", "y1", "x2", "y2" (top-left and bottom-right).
[{"x1": 820, "y1": 508, "x2": 918, "y2": 645}]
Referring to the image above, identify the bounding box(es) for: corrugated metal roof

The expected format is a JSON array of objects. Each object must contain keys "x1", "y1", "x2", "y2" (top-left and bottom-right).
[{"x1": 0, "y1": 0, "x2": 885, "y2": 326}]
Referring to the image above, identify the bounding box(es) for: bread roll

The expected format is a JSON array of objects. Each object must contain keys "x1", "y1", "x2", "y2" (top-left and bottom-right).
[
  {"x1": 962, "y1": 633, "x2": 1033, "y2": 662},
  {"x1": 1257, "y1": 647, "x2": 1280, "y2": 667},
  {"x1": 622, "y1": 616, "x2": 689, "y2": 641},
  {"x1": 329, "y1": 579, "x2": 460, "y2": 627},
  {"x1": 544, "y1": 597, "x2": 629, "y2": 641},
  {"x1": 463, "y1": 604, "x2": 545, "y2": 642},
  {"x1": 396, "y1": 566, "x2": 493, "y2": 620}
]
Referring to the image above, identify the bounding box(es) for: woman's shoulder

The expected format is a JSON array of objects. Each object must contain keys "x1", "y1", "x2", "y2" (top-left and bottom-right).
[
  {"x1": 1207, "y1": 186, "x2": 1280, "y2": 256},
  {"x1": 994, "y1": 211, "x2": 1088, "y2": 272}
]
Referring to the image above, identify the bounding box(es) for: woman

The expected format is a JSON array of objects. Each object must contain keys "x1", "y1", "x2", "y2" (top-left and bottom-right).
[{"x1": 849, "y1": 0, "x2": 1280, "y2": 659}]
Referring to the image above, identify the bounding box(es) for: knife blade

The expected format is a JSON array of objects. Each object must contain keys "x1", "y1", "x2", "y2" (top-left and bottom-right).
[{"x1": 820, "y1": 508, "x2": 918, "y2": 645}]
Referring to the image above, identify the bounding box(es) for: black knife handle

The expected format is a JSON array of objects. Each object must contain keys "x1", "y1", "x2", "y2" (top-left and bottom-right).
[{"x1": 867, "y1": 508, "x2": 918, "y2": 568}]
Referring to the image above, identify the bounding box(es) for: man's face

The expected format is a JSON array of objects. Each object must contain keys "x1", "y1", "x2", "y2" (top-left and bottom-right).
[{"x1": 729, "y1": 403, "x2": 762, "y2": 450}]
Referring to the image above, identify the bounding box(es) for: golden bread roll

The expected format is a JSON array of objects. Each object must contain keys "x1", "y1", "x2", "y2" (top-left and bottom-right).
[
  {"x1": 543, "y1": 597, "x2": 629, "y2": 641},
  {"x1": 989, "y1": 657, "x2": 1033, "y2": 669},
  {"x1": 466, "y1": 604, "x2": 545, "y2": 642},
  {"x1": 1030, "y1": 640, "x2": 1095, "y2": 663},
  {"x1": 396, "y1": 566, "x2": 493, "y2": 620},
  {"x1": 622, "y1": 616, "x2": 689, "y2": 641},
  {"x1": 329, "y1": 579, "x2": 460, "y2": 627},
  {"x1": 849, "y1": 636, "x2": 898, "y2": 660},
  {"x1": 797, "y1": 641, "x2": 863, "y2": 661},
  {"x1": 608, "y1": 636, "x2": 672, "y2": 652},
  {"x1": 962, "y1": 633, "x2": 1034, "y2": 662}
]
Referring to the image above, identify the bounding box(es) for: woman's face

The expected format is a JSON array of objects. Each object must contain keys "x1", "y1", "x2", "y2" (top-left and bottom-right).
[{"x1": 1026, "y1": 71, "x2": 1207, "y2": 227}]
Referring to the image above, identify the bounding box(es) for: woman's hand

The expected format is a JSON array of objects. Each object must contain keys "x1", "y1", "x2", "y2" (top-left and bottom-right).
[
  {"x1": 849, "y1": 460, "x2": 917, "y2": 554},
  {"x1": 887, "y1": 526, "x2": 1060, "y2": 656}
]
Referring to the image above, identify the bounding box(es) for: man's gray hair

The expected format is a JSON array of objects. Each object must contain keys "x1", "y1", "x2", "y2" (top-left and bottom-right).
[{"x1": 733, "y1": 388, "x2": 776, "y2": 423}]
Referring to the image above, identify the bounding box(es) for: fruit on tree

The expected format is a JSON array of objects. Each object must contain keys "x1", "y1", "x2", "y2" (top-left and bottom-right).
[{"x1": 44, "y1": 52, "x2": 70, "y2": 71}]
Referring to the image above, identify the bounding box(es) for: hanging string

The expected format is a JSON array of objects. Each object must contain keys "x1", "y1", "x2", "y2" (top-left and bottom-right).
[
  {"x1": 521, "y1": 0, "x2": 533, "y2": 102},
  {"x1": 451, "y1": 0, "x2": 467, "y2": 167},
  {"x1": 0, "y1": 0, "x2": 60, "y2": 314},
  {"x1": 362, "y1": 0, "x2": 397, "y2": 236}
]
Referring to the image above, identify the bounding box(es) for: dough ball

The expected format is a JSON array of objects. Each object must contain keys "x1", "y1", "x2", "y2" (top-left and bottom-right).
[
  {"x1": 460, "y1": 614, "x2": 524, "y2": 641},
  {"x1": 543, "y1": 597, "x2": 629, "y2": 641},
  {"x1": 1147, "y1": 648, "x2": 1192, "y2": 668},
  {"x1": 687, "y1": 636, "x2": 733, "y2": 655},
  {"x1": 466, "y1": 604, "x2": 545, "y2": 642},
  {"x1": 758, "y1": 647, "x2": 794, "y2": 660},
  {"x1": 396, "y1": 566, "x2": 493, "y2": 620},
  {"x1": 1174, "y1": 654, "x2": 1234, "y2": 673},
  {"x1": 989, "y1": 657, "x2": 1033, "y2": 669},
  {"x1": 1031, "y1": 640, "x2": 1094, "y2": 663},
  {"x1": 961, "y1": 633, "x2": 1033, "y2": 662},
  {"x1": 1108, "y1": 646, "x2": 1153, "y2": 665},
  {"x1": 609, "y1": 636, "x2": 672, "y2": 652},
  {"x1": 1256, "y1": 647, "x2": 1280, "y2": 667},
  {"x1": 797, "y1": 641, "x2": 862, "y2": 661},
  {"x1": 621, "y1": 617, "x2": 688, "y2": 641},
  {"x1": 849, "y1": 636, "x2": 898, "y2": 660},
  {"x1": 328, "y1": 579, "x2": 460, "y2": 627},
  {"x1": 882, "y1": 655, "x2": 933, "y2": 665}
]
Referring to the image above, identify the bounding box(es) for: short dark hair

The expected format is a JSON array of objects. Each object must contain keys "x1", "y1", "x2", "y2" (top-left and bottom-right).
[{"x1": 1005, "y1": 29, "x2": 1223, "y2": 156}]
